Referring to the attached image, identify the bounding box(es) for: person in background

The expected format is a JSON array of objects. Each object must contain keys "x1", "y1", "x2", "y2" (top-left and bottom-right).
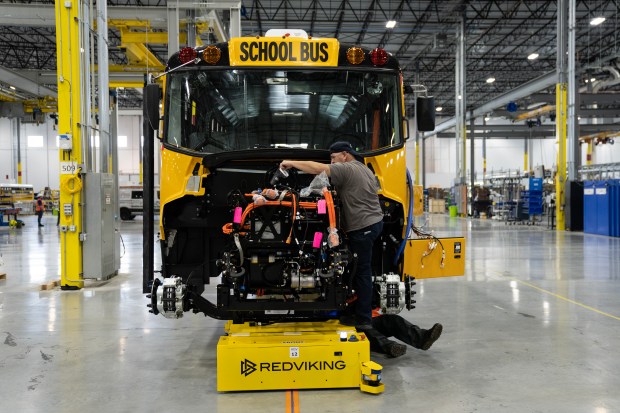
[
  {"x1": 35, "y1": 195, "x2": 45, "y2": 227},
  {"x1": 280, "y1": 141, "x2": 383, "y2": 330}
]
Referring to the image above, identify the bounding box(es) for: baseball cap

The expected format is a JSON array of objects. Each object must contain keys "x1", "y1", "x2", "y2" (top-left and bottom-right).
[{"x1": 328, "y1": 141, "x2": 361, "y2": 159}]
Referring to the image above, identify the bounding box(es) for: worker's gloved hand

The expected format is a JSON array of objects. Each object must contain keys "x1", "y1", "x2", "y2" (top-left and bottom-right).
[
  {"x1": 327, "y1": 227, "x2": 339, "y2": 247},
  {"x1": 262, "y1": 188, "x2": 279, "y2": 199},
  {"x1": 300, "y1": 172, "x2": 330, "y2": 197},
  {"x1": 252, "y1": 194, "x2": 267, "y2": 206}
]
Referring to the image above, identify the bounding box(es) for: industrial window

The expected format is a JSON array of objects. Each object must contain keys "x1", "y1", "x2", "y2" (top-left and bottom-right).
[{"x1": 28, "y1": 135, "x2": 44, "y2": 148}]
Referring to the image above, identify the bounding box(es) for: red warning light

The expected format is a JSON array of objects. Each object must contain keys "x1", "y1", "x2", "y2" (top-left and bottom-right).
[
  {"x1": 369, "y1": 48, "x2": 389, "y2": 66},
  {"x1": 179, "y1": 47, "x2": 198, "y2": 64}
]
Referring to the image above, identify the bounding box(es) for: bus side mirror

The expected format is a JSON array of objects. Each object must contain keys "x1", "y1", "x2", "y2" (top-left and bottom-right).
[
  {"x1": 416, "y1": 96, "x2": 435, "y2": 132},
  {"x1": 144, "y1": 83, "x2": 161, "y2": 132}
]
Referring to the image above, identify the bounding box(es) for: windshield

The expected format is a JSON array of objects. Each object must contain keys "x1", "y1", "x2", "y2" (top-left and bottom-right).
[{"x1": 164, "y1": 69, "x2": 403, "y2": 154}]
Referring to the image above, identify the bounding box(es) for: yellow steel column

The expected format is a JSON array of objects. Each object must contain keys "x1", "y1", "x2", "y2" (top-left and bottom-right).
[
  {"x1": 415, "y1": 139, "x2": 420, "y2": 185},
  {"x1": 16, "y1": 118, "x2": 22, "y2": 184},
  {"x1": 523, "y1": 140, "x2": 528, "y2": 174},
  {"x1": 56, "y1": 0, "x2": 84, "y2": 289},
  {"x1": 586, "y1": 140, "x2": 593, "y2": 165},
  {"x1": 555, "y1": 83, "x2": 567, "y2": 231},
  {"x1": 139, "y1": 127, "x2": 144, "y2": 184}
]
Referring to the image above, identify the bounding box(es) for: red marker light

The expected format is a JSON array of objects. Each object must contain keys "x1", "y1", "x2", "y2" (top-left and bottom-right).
[
  {"x1": 369, "y1": 48, "x2": 389, "y2": 66},
  {"x1": 179, "y1": 47, "x2": 198, "y2": 64}
]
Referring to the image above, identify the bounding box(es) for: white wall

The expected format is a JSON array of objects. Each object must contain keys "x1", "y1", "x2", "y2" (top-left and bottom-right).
[
  {"x1": 0, "y1": 118, "x2": 59, "y2": 191},
  {"x1": 0, "y1": 118, "x2": 14, "y2": 182},
  {"x1": 582, "y1": 140, "x2": 620, "y2": 164},
  {"x1": 117, "y1": 114, "x2": 161, "y2": 185},
  {"x1": 0, "y1": 113, "x2": 160, "y2": 193},
  {"x1": 416, "y1": 136, "x2": 560, "y2": 188},
  {"x1": 406, "y1": 119, "x2": 620, "y2": 188},
  {"x1": 22, "y1": 120, "x2": 59, "y2": 192}
]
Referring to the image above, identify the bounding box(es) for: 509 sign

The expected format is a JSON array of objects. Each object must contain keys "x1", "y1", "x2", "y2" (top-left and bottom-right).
[{"x1": 60, "y1": 162, "x2": 79, "y2": 175}]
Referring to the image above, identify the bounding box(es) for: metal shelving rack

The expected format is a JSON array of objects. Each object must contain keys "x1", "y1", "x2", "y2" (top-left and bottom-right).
[
  {"x1": 579, "y1": 162, "x2": 620, "y2": 181},
  {"x1": 487, "y1": 170, "x2": 524, "y2": 224}
]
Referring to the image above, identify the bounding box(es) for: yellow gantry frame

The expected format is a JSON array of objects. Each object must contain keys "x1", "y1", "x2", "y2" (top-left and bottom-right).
[
  {"x1": 555, "y1": 83, "x2": 567, "y2": 231},
  {"x1": 514, "y1": 104, "x2": 555, "y2": 122},
  {"x1": 15, "y1": 18, "x2": 208, "y2": 116},
  {"x1": 107, "y1": 19, "x2": 208, "y2": 73},
  {"x1": 55, "y1": 0, "x2": 84, "y2": 289}
]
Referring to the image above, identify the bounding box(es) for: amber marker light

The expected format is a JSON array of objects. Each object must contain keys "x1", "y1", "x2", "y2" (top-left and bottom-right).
[
  {"x1": 179, "y1": 47, "x2": 198, "y2": 64},
  {"x1": 346, "y1": 47, "x2": 365, "y2": 65},
  {"x1": 202, "y1": 46, "x2": 222, "y2": 64},
  {"x1": 369, "y1": 48, "x2": 389, "y2": 66}
]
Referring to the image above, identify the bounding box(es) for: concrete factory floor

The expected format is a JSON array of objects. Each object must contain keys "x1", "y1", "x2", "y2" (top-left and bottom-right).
[{"x1": 1, "y1": 213, "x2": 619, "y2": 412}]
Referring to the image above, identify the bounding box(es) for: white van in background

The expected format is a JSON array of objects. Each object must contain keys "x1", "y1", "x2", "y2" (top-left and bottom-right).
[{"x1": 119, "y1": 185, "x2": 160, "y2": 221}]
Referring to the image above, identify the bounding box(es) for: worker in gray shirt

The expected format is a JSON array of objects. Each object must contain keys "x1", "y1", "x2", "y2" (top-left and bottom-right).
[{"x1": 280, "y1": 141, "x2": 384, "y2": 329}]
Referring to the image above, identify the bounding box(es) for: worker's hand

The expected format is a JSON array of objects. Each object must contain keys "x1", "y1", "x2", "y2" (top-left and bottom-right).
[{"x1": 280, "y1": 160, "x2": 294, "y2": 170}]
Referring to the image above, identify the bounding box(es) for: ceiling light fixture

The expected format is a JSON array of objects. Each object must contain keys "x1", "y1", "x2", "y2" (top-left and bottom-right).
[
  {"x1": 590, "y1": 77, "x2": 596, "y2": 82},
  {"x1": 9, "y1": 85, "x2": 16, "y2": 90},
  {"x1": 386, "y1": 20, "x2": 397, "y2": 29},
  {"x1": 435, "y1": 106, "x2": 443, "y2": 112},
  {"x1": 486, "y1": 77, "x2": 495, "y2": 84},
  {"x1": 527, "y1": 53, "x2": 539, "y2": 60},
  {"x1": 590, "y1": 16, "x2": 605, "y2": 26}
]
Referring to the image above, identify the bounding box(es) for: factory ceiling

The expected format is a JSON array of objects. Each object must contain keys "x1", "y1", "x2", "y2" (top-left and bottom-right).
[{"x1": 0, "y1": 0, "x2": 618, "y2": 133}]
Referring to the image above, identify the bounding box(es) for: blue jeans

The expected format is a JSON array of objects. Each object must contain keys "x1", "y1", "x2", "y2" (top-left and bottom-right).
[{"x1": 347, "y1": 220, "x2": 383, "y2": 325}]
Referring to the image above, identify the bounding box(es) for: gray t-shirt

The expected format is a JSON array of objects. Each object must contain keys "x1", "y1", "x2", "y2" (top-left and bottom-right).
[{"x1": 329, "y1": 160, "x2": 384, "y2": 232}]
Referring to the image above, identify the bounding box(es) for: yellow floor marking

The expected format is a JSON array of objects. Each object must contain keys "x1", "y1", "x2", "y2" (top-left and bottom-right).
[
  {"x1": 497, "y1": 272, "x2": 620, "y2": 321},
  {"x1": 285, "y1": 390, "x2": 299, "y2": 413}
]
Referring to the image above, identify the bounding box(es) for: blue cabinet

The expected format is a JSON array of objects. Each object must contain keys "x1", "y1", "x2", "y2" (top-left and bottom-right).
[
  {"x1": 596, "y1": 181, "x2": 610, "y2": 236},
  {"x1": 610, "y1": 180, "x2": 619, "y2": 237},
  {"x1": 527, "y1": 178, "x2": 543, "y2": 217},
  {"x1": 584, "y1": 180, "x2": 620, "y2": 237},
  {"x1": 583, "y1": 181, "x2": 597, "y2": 234}
]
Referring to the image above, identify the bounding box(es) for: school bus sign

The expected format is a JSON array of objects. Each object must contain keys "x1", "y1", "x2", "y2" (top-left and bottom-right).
[{"x1": 229, "y1": 37, "x2": 340, "y2": 66}]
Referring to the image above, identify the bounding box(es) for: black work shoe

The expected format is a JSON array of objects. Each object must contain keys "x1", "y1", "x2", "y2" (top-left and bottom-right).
[
  {"x1": 354, "y1": 322, "x2": 374, "y2": 332},
  {"x1": 420, "y1": 323, "x2": 443, "y2": 351},
  {"x1": 385, "y1": 342, "x2": 407, "y2": 358},
  {"x1": 38, "y1": 224, "x2": 44, "y2": 227}
]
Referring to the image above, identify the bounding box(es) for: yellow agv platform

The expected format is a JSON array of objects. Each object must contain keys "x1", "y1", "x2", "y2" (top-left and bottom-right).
[{"x1": 217, "y1": 320, "x2": 384, "y2": 394}]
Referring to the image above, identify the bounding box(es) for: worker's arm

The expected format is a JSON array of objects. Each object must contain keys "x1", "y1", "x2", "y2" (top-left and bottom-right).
[{"x1": 280, "y1": 160, "x2": 331, "y2": 176}]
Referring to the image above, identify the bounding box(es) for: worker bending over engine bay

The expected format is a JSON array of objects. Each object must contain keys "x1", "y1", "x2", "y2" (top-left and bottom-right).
[{"x1": 281, "y1": 141, "x2": 385, "y2": 330}]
